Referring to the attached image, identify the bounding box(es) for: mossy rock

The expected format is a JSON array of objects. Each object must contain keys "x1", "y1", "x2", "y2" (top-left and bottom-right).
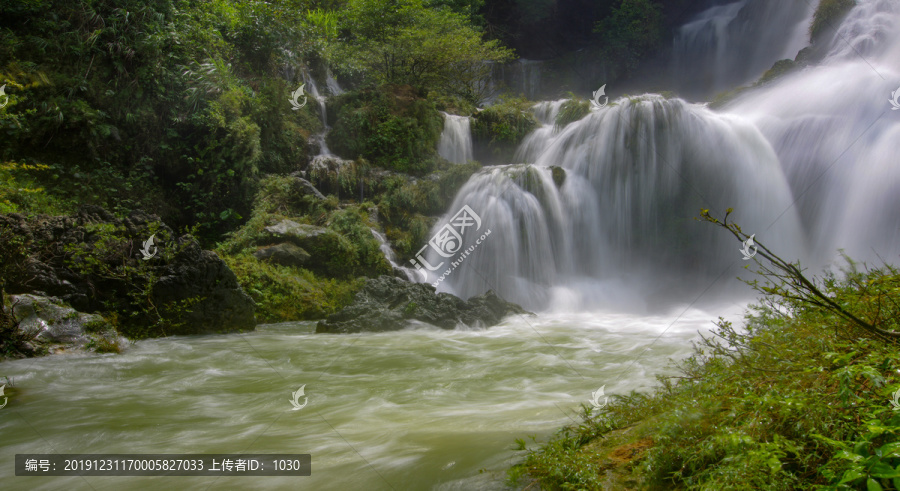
[{"x1": 810, "y1": 0, "x2": 856, "y2": 41}]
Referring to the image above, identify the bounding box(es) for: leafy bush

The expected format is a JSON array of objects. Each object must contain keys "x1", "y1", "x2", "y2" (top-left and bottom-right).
[
  {"x1": 471, "y1": 95, "x2": 538, "y2": 144},
  {"x1": 327, "y1": 86, "x2": 443, "y2": 174},
  {"x1": 593, "y1": 0, "x2": 665, "y2": 78},
  {"x1": 512, "y1": 246, "x2": 900, "y2": 489}
]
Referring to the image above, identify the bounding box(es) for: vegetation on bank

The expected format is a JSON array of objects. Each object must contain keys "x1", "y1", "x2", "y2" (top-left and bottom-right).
[{"x1": 510, "y1": 213, "x2": 900, "y2": 490}]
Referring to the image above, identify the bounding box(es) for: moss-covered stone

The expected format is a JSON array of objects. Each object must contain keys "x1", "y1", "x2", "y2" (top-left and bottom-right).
[
  {"x1": 756, "y1": 59, "x2": 798, "y2": 86},
  {"x1": 810, "y1": 0, "x2": 856, "y2": 41},
  {"x1": 554, "y1": 99, "x2": 591, "y2": 129}
]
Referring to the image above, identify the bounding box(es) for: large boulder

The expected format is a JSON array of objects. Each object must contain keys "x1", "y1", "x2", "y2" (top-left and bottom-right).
[
  {"x1": 262, "y1": 219, "x2": 331, "y2": 248},
  {"x1": 253, "y1": 243, "x2": 311, "y2": 267},
  {"x1": 0, "y1": 205, "x2": 256, "y2": 337},
  {"x1": 9, "y1": 294, "x2": 126, "y2": 354},
  {"x1": 316, "y1": 275, "x2": 530, "y2": 334}
]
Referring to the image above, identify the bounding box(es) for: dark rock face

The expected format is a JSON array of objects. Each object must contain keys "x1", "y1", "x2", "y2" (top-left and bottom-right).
[
  {"x1": 316, "y1": 275, "x2": 530, "y2": 334},
  {"x1": 0, "y1": 205, "x2": 256, "y2": 337}
]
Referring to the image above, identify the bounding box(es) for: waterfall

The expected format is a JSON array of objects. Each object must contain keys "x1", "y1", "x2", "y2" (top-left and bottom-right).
[
  {"x1": 302, "y1": 70, "x2": 333, "y2": 157},
  {"x1": 424, "y1": 96, "x2": 803, "y2": 309},
  {"x1": 671, "y1": 0, "x2": 814, "y2": 100},
  {"x1": 420, "y1": 0, "x2": 900, "y2": 311},
  {"x1": 325, "y1": 68, "x2": 344, "y2": 96},
  {"x1": 371, "y1": 229, "x2": 418, "y2": 281},
  {"x1": 724, "y1": 0, "x2": 900, "y2": 266},
  {"x1": 437, "y1": 113, "x2": 474, "y2": 164}
]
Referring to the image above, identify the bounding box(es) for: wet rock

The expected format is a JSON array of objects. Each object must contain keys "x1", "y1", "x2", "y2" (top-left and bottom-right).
[
  {"x1": 0, "y1": 205, "x2": 256, "y2": 338},
  {"x1": 316, "y1": 275, "x2": 530, "y2": 334},
  {"x1": 9, "y1": 294, "x2": 127, "y2": 353},
  {"x1": 253, "y1": 243, "x2": 311, "y2": 268},
  {"x1": 262, "y1": 219, "x2": 331, "y2": 248}
]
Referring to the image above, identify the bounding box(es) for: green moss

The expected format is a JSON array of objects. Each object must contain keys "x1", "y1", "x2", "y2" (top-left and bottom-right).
[
  {"x1": 810, "y1": 0, "x2": 856, "y2": 40},
  {"x1": 222, "y1": 253, "x2": 363, "y2": 322},
  {"x1": 756, "y1": 59, "x2": 798, "y2": 86},
  {"x1": 471, "y1": 95, "x2": 539, "y2": 144},
  {"x1": 554, "y1": 98, "x2": 591, "y2": 129}
]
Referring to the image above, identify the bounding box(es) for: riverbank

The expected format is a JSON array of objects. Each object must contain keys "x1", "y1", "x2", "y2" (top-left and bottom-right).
[{"x1": 511, "y1": 260, "x2": 900, "y2": 490}]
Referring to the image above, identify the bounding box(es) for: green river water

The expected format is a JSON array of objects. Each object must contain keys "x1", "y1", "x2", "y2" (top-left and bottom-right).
[{"x1": 0, "y1": 305, "x2": 744, "y2": 490}]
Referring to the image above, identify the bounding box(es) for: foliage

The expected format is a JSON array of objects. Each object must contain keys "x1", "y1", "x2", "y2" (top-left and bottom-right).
[
  {"x1": 327, "y1": 86, "x2": 444, "y2": 174},
  {"x1": 593, "y1": 0, "x2": 665, "y2": 77},
  {"x1": 376, "y1": 161, "x2": 481, "y2": 259},
  {"x1": 555, "y1": 96, "x2": 591, "y2": 129},
  {"x1": 222, "y1": 253, "x2": 362, "y2": 322},
  {"x1": 471, "y1": 95, "x2": 538, "y2": 143},
  {"x1": 811, "y1": 0, "x2": 857, "y2": 40},
  {"x1": 0, "y1": 0, "x2": 319, "y2": 239},
  {"x1": 511, "y1": 220, "x2": 900, "y2": 489},
  {"x1": 0, "y1": 161, "x2": 71, "y2": 214},
  {"x1": 333, "y1": 0, "x2": 513, "y2": 104}
]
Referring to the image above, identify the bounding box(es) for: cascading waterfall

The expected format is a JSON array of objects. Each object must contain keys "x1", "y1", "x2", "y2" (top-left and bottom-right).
[
  {"x1": 671, "y1": 0, "x2": 814, "y2": 100},
  {"x1": 437, "y1": 113, "x2": 474, "y2": 164},
  {"x1": 325, "y1": 68, "x2": 344, "y2": 96},
  {"x1": 724, "y1": 0, "x2": 900, "y2": 266},
  {"x1": 422, "y1": 0, "x2": 900, "y2": 312},
  {"x1": 302, "y1": 69, "x2": 333, "y2": 157},
  {"x1": 425, "y1": 96, "x2": 804, "y2": 309},
  {"x1": 371, "y1": 229, "x2": 419, "y2": 281}
]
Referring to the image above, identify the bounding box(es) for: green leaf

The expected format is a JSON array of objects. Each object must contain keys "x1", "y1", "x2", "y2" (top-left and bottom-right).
[{"x1": 867, "y1": 477, "x2": 884, "y2": 491}]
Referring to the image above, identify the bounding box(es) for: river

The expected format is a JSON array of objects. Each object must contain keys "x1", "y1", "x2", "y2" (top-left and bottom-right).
[{"x1": 1, "y1": 305, "x2": 744, "y2": 490}]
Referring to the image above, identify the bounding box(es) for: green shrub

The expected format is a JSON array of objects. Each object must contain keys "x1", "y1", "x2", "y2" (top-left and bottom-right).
[
  {"x1": 327, "y1": 86, "x2": 443, "y2": 174},
  {"x1": 471, "y1": 95, "x2": 538, "y2": 144},
  {"x1": 512, "y1": 258, "x2": 900, "y2": 490}
]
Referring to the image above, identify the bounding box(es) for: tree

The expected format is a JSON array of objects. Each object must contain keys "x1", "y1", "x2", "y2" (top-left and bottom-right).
[
  {"x1": 334, "y1": 0, "x2": 514, "y2": 103},
  {"x1": 593, "y1": 0, "x2": 664, "y2": 76}
]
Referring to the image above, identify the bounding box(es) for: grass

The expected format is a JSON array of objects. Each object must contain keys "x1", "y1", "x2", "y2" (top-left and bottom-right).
[{"x1": 510, "y1": 256, "x2": 900, "y2": 490}]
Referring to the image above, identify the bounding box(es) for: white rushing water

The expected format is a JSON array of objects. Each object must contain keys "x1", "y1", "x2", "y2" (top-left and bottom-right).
[
  {"x1": 437, "y1": 113, "x2": 474, "y2": 164},
  {"x1": 428, "y1": 96, "x2": 804, "y2": 309},
  {"x1": 725, "y1": 0, "x2": 900, "y2": 267},
  {"x1": 671, "y1": 0, "x2": 814, "y2": 100},
  {"x1": 0, "y1": 306, "x2": 745, "y2": 490},
  {"x1": 4, "y1": 3, "x2": 900, "y2": 490},
  {"x1": 424, "y1": 0, "x2": 900, "y2": 310}
]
